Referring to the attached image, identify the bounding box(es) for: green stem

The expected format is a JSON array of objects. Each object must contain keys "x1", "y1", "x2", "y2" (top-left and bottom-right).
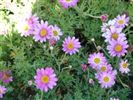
[
  {"x1": 40, "y1": 91, "x2": 43, "y2": 100},
  {"x1": 83, "y1": 13, "x2": 100, "y2": 18},
  {"x1": 50, "y1": 48, "x2": 67, "y2": 72},
  {"x1": 51, "y1": 52, "x2": 60, "y2": 71},
  {"x1": 92, "y1": 41, "x2": 99, "y2": 52},
  {"x1": 61, "y1": 67, "x2": 70, "y2": 72},
  {"x1": 5, "y1": 33, "x2": 13, "y2": 47},
  {"x1": 74, "y1": 6, "x2": 100, "y2": 19},
  {"x1": 49, "y1": 44, "x2": 61, "y2": 71},
  {"x1": 102, "y1": 48, "x2": 111, "y2": 59},
  {"x1": 58, "y1": 53, "x2": 67, "y2": 72},
  {"x1": 118, "y1": 75, "x2": 129, "y2": 88},
  {"x1": 59, "y1": 53, "x2": 66, "y2": 65}
]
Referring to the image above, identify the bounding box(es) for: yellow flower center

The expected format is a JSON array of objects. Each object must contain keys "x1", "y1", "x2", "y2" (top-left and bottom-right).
[
  {"x1": 103, "y1": 76, "x2": 109, "y2": 82},
  {"x1": 118, "y1": 20, "x2": 124, "y2": 25},
  {"x1": 100, "y1": 66, "x2": 106, "y2": 72},
  {"x1": 94, "y1": 58, "x2": 100, "y2": 64},
  {"x1": 40, "y1": 29, "x2": 47, "y2": 37},
  {"x1": 111, "y1": 33, "x2": 118, "y2": 40},
  {"x1": 122, "y1": 63, "x2": 127, "y2": 68},
  {"x1": 41, "y1": 75, "x2": 49, "y2": 83},
  {"x1": 66, "y1": 0, "x2": 71, "y2": 2},
  {"x1": 53, "y1": 30, "x2": 58, "y2": 36},
  {"x1": 2, "y1": 73, "x2": 9, "y2": 80},
  {"x1": 114, "y1": 44, "x2": 122, "y2": 52},
  {"x1": 0, "y1": 89, "x2": 3, "y2": 94},
  {"x1": 67, "y1": 42, "x2": 74, "y2": 50},
  {"x1": 24, "y1": 25, "x2": 29, "y2": 31}
]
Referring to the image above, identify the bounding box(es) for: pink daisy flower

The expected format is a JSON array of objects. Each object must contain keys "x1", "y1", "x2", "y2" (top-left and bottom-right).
[
  {"x1": 25, "y1": 14, "x2": 39, "y2": 28},
  {"x1": 119, "y1": 60, "x2": 130, "y2": 74},
  {"x1": 0, "y1": 70, "x2": 13, "y2": 84},
  {"x1": 58, "y1": 0, "x2": 79, "y2": 9},
  {"x1": 16, "y1": 21, "x2": 33, "y2": 37},
  {"x1": 62, "y1": 36, "x2": 81, "y2": 55},
  {"x1": 16, "y1": 13, "x2": 39, "y2": 37},
  {"x1": 107, "y1": 38, "x2": 129, "y2": 57},
  {"x1": 101, "y1": 23, "x2": 109, "y2": 33},
  {"x1": 97, "y1": 63, "x2": 112, "y2": 73},
  {"x1": 33, "y1": 21, "x2": 51, "y2": 43},
  {"x1": 101, "y1": 19, "x2": 116, "y2": 33},
  {"x1": 34, "y1": 67, "x2": 58, "y2": 92},
  {"x1": 0, "y1": 85, "x2": 6, "y2": 98},
  {"x1": 115, "y1": 14, "x2": 129, "y2": 28},
  {"x1": 88, "y1": 52, "x2": 107, "y2": 69},
  {"x1": 102, "y1": 26, "x2": 126, "y2": 43},
  {"x1": 97, "y1": 70, "x2": 117, "y2": 88},
  {"x1": 49, "y1": 25, "x2": 63, "y2": 41}
]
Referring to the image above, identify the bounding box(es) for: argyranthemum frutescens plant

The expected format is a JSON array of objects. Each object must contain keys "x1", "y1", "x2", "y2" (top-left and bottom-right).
[
  {"x1": 0, "y1": 0, "x2": 133, "y2": 99},
  {"x1": 88, "y1": 14, "x2": 130, "y2": 89}
]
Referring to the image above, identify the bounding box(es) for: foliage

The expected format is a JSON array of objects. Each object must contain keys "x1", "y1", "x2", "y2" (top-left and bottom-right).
[{"x1": 0, "y1": 0, "x2": 133, "y2": 100}]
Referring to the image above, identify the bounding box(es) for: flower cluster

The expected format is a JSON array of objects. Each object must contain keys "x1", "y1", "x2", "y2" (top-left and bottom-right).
[
  {"x1": 0, "y1": 0, "x2": 132, "y2": 99},
  {"x1": 16, "y1": 13, "x2": 39, "y2": 37},
  {"x1": 102, "y1": 14, "x2": 129, "y2": 57},
  {"x1": 88, "y1": 52, "x2": 117, "y2": 88},
  {"x1": 34, "y1": 22, "x2": 63, "y2": 43},
  {"x1": 87, "y1": 15, "x2": 130, "y2": 88},
  {"x1": 16, "y1": 13, "x2": 63, "y2": 44},
  {"x1": 15, "y1": 11, "x2": 81, "y2": 98},
  {"x1": 16, "y1": 13, "x2": 81, "y2": 55},
  {"x1": 101, "y1": 14, "x2": 130, "y2": 74}
]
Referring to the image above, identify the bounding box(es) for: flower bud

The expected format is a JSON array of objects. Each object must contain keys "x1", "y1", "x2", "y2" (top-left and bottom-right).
[
  {"x1": 97, "y1": 46, "x2": 102, "y2": 51},
  {"x1": 91, "y1": 38, "x2": 95, "y2": 42},
  {"x1": 50, "y1": 46, "x2": 54, "y2": 50},
  {"x1": 28, "y1": 80, "x2": 33, "y2": 86},
  {"x1": 69, "y1": 65, "x2": 72, "y2": 69},
  {"x1": 100, "y1": 14, "x2": 108, "y2": 22},
  {"x1": 81, "y1": 64, "x2": 87, "y2": 72},
  {"x1": 88, "y1": 78, "x2": 94, "y2": 85}
]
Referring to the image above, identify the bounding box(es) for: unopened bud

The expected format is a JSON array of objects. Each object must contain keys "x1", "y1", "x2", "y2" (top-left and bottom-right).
[
  {"x1": 81, "y1": 64, "x2": 87, "y2": 72},
  {"x1": 49, "y1": 38, "x2": 56, "y2": 46},
  {"x1": 97, "y1": 46, "x2": 102, "y2": 51},
  {"x1": 50, "y1": 46, "x2": 54, "y2": 50},
  {"x1": 69, "y1": 65, "x2": 72, "y2": 69},
  {"x1": 100, "y1": 14, "x2": 108, "y2": 22},
  {"x1": 28, "y1": 80, "x2": 33, "y2": 86},
  {"x1": 43, "y1": 45, "x2": 46, "y2": 48},
  {"x1": 88, "y1": 79, "x2": 94, "y2": 85},
  {"x1": 91, "y1": 38, "x2": 95, "y2": 42}
]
